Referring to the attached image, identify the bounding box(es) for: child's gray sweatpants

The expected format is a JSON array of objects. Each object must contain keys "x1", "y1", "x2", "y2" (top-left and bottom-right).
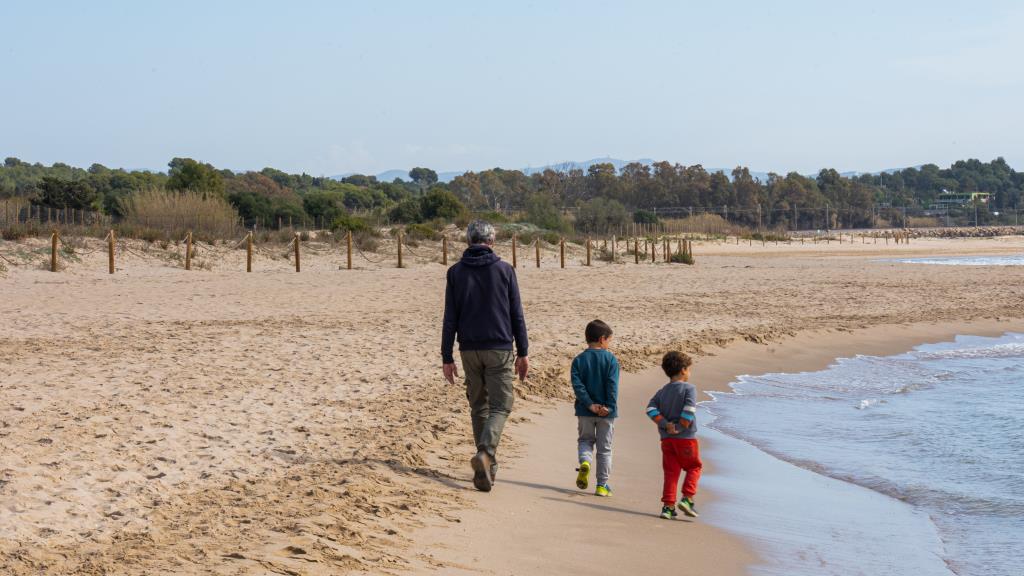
[{"x1": 577, "y1": 416, "x2": 615, "y2": 486}]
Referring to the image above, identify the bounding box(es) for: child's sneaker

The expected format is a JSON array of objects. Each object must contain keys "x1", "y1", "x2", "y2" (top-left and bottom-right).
[
  {"x1": 575, "y1": 461, "x2": 590, "y2": 490},
  {"x1": 659, "y1": 505, "x2": 678, "y2": 520},
  {"x1": 594, "y1": 484, "x2": 612, "y2": 497},
  {"x1": 677, "y1": 497, "x2": 699, "y2": 518}
]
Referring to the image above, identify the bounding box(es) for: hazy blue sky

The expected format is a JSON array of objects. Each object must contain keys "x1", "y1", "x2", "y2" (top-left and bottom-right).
[{"x1": 2, "y1": 1, "x2": 1022, "y2": 176}]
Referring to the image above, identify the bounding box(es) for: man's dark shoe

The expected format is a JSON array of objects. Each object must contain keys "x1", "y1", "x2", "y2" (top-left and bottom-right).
[{"x1": 470, "y1": 451, "x2": 493, "y2": 492}]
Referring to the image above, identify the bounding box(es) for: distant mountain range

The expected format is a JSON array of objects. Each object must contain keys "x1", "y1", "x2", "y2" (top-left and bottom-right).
[{"x1": 334, "y1": 157, "x2": 909, "y2": 184}]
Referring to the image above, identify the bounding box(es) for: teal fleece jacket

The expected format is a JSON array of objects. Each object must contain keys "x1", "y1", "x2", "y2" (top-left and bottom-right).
[{"x1": 570, "y1": 348, "x2": 620, "y2": 418}]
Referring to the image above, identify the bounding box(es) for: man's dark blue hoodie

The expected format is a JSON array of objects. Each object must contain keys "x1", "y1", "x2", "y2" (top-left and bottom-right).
[{"x1": 441, "y1": 244, "x2": 528, "y2": 364}]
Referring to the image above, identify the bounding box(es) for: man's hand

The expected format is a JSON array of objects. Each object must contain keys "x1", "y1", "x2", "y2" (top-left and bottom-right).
[
  {"x1": 597, "y1": 405, "x2": 610, "y2": 417},
  {"x1": 515, "y1": 355, "x2": 529, "y2": 381},
  {"x1": 443, "y1": 363, "x2": 459, "y2": 385},
  {"x1": 665, "y1": 422, "x2": 679, "y2": 435},
  {"x1": 589, "y1": 403, "x2": 603, "y2": 415}
]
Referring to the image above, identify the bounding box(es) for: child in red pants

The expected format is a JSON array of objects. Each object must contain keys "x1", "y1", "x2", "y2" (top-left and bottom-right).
[{"x1": 646, "y1": 351, "x2": 702, "y2": 519}]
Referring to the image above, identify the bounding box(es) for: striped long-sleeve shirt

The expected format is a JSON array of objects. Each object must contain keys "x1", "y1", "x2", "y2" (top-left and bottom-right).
[{"x1": 646, "y1": 381, "x2": 698, "y2": 439}]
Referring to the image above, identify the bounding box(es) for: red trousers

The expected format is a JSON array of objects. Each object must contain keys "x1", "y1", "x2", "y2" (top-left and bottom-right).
[{"x1": 661, "y1": 438, "x2": 702, "y2": 504}]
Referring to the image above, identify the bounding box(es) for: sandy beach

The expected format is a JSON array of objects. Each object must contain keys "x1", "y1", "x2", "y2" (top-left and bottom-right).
[{"x1": 2, "y1": 234, "x2": 1023, "y2": 575}]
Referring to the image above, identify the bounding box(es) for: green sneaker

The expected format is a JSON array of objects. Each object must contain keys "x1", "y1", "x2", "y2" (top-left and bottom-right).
[
  {"x1": 575, "y1": 461, "x2": 590, "y2": 490},
  {"x1": 677, "y1": 497, "x2": 699, "y2": 518},
  {"x1": 595, "y1": 484, "x2": 612, "y2": 497},
  {"x1": 659, "y1": 505, "x2": 678, "y2": 520}
]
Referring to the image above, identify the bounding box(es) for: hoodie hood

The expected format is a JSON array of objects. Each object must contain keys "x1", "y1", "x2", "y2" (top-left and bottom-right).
[{"x1": 460, "y1": 244, "x2": 501, "y2": 267}]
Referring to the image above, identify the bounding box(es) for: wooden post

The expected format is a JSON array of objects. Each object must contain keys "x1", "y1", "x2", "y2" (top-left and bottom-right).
[
  {"x1": 651, "y1": 236, "x2": 656, "y2": 263},
  {"x1": 611, "y1": 235, "x2": 616, "y2": 262},
  {"x1": 185, "y1": 231, "x2": 193, "y2": 271},
  {"x1": 50, "y1": 230, "x2": 58, "y2": 272},
  {"x1": 586, "y1": 237, "x2": 591, "y2": 266},
  {"x1": 397, "y1": 231, "x2": 403, "y2": 268},
  {"x1": 664, "y1": 237, "x2": 670, "y2": 262},
  {"x1": 246, "y1": 231, "x2": 253, "y2": 272},
  {"x1": 535, "y1": 239, "x2": 540, "y2": 268},
  {"x1": 347, "y1": 230, "x2": 353, "y2": 269},
  {"x1": 294, "y1": 233, "x2": 301, "y2": 272},
  {"x1": 512, "y1": 234, "x2": 518, "y2": 268},
  {"x1": 634, "y1": 237, "x2": 639, "y2": 264},
  {"x1": 560, "y1": 237, "x2": 565, "y2": 269},
  {"x1": 441, "y1": 234, "x2": 448, "y2": 266},
  {"x1": 108, "y1": 229, "x2": 115, "y2": 274}
]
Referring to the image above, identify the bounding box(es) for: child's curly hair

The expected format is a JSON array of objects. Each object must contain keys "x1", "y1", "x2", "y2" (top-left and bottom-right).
[{"x1": 661, "y1": 351, "x2": 693, "y2": 378}]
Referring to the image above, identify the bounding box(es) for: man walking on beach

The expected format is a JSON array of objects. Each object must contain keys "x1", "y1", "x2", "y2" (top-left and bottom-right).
[{"x1": 442, "y1": 220, "x2": 529, "y2": 492}]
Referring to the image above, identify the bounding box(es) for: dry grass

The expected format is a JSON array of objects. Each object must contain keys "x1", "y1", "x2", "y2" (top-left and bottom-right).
[
  {"x1": 120, "y1": 188, "x2": 241, "y2": 242},
  {"x1": 907, "y1": 216, "x2": 941, "y2": 228},
  {"x1": 665, "y1": 214, "x2": 745, "y2": 236}
]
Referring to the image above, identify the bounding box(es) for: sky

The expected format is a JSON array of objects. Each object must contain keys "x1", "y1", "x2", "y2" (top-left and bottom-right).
[{"x1": 2, "y1": 0, "x2": 1022, "y2": 177}]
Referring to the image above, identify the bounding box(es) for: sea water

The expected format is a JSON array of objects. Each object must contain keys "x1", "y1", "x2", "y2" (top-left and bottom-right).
[
  {"x1": 704, "y1": 333, "x2": 1024, "y2": 576},
  {"x1": 892, "y1": 254, "x2": 1024, "y2": 266}
]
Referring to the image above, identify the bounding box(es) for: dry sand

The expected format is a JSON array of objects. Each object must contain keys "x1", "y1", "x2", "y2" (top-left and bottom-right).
[{"x1": 1, "y1": 233, "x2": 1023, "y2": 574}]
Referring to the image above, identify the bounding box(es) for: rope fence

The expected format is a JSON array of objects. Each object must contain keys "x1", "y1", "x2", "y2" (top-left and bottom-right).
[{"x1": 0, "y1": 223, "x2": 1001, "y2": 278}]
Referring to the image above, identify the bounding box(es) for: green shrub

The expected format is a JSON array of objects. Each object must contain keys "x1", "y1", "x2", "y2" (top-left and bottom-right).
[
  {"x1": 425, "y1": 217, "x2": 451, "y2": 231},
  {"x1": 670, "y1": 250, "x2": 695, "y2": 265},
  {"x1": 404, "y1": 223, "x2": 438, "y2": 241},
  {"x1": 332, "y1": 213, "x2": 372, "y2": 233},
  {"x1": 523, "y1": 193, "x2": 571, "y2": 233},
  {"x1": 541, "y1": 231, "x2": 561, "y2": 245},
  {"x1": 420, "y1": 188, "x2": 466, "y2": 221},
  {"x1": 516, "y1": 230, "x2": 536, "y2": 244},
  {"x1": 258, "y1": 228, "x2": 298, "y2": 244},
  {"x1": 389, "y1": 199, "x2": 422, "y2": 223},
  {"x1": 474, "y1": 210, "x2": 509, "y2": 224},
  {"x1": 577, "y1": 197, "x2": 629, "y2": 233},
  {"x1": 749, "y1": 231, "x2": 791, "y2": 242},
  {"x1": 634, "y1": 210, "x2": 659, "y2": 224}
]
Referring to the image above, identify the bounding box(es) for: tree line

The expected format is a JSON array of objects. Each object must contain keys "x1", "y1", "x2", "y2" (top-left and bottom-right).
[{"x1": 2, "y1": 156, "x2": 1021, "y2": 233}]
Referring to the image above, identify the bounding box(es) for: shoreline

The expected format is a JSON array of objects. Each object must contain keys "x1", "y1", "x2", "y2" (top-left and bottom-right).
[
  {"x1": 405, "y1": 318, "x2": 1024, "y2": 575},
  {"x1": 655, "y1": 318, "x2": 1024, "y2": 575}
]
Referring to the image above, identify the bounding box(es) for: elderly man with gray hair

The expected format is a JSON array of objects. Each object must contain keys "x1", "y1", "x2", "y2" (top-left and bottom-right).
[{"x1": 442, "y1": 220, "x2": 529, "y2": 492}]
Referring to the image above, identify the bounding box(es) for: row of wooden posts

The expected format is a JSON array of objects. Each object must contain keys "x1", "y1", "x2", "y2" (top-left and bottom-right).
[
  {"x1": 38, "y1": 228, "x2": 909, "y2": 274},
  {"x1": 39, "y1": 230, "x2": 699, "y2": 273},
  {"x1": 356, "y1": 233, "x2": 692, "y2": 271}
]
